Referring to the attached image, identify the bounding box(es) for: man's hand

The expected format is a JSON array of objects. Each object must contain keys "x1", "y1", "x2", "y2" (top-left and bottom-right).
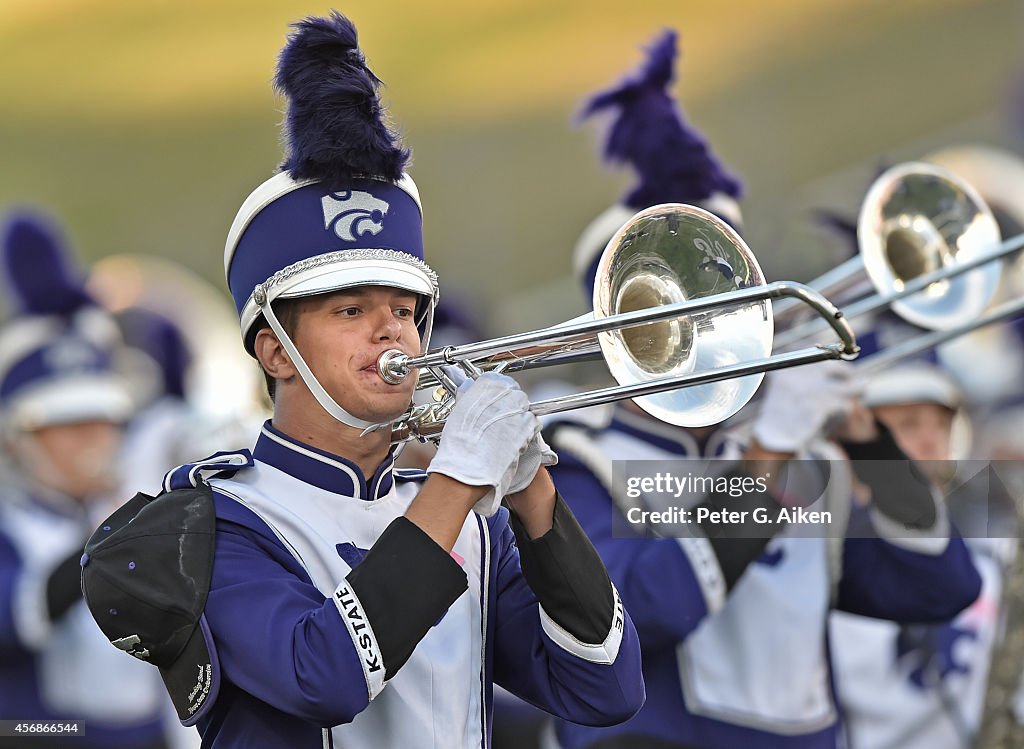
[
  {"x1": 832, "y1": 400, "x2": 881, "y2": 444},
  {"x1": 426, "y1": 373, "x2": 539, "y2": 516},
  {"x1": 507, "y1": 431, "x2": 558, "y2": 495},
  {"x1": 752, "y1": 359, "x2": 862, "y2": 454}
]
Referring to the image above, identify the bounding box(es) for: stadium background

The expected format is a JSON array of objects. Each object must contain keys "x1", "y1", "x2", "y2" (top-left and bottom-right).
[{"x1": 1, "y1": 0, "x2": 1022, "y2": 338}]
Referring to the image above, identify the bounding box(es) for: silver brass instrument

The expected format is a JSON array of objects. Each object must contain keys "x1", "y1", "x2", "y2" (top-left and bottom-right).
[
  {"x1": 861, "y1": 161, "x2": 1000, "y2": 329},
  {"x1": 923, "y1": 146, "x2": 1024, "y2": 400},
  {"x1": 773, "y1": 161, "x2": 1022, "y2": 350},
  {"x1": 377, "y1": 204, "x2": 858, "y2": 443},
  {"x1": 855, "y1": 295, "x2": 1024, "y2": 374}
]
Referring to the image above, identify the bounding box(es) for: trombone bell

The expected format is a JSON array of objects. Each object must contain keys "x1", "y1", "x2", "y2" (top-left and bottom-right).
[
  {"x1": 594, "y1": 204, "x2": 773, "y2": 427},
  {"x1": 858, "y1": 162, "x2": 1001, "y2": 330}
]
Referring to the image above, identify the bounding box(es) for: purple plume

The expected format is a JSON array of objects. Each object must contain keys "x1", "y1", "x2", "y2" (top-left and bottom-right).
[
  {"x1": 580, "y1": 30, "x2": 741, "y2": 208},
  {"x1": 275, "y1": 11, "x2": 409, "y2": 184},
  {"x1": 1, "y1": 211, "x2": 94, "y2": 316},
  {"x1": 116, "y1": 307, "x2": 193, "y2": 399}
]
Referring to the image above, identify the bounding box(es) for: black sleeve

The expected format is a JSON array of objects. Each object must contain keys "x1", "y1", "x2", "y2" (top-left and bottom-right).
[
  {"x1": 345, "y1": 517, "x2": 468, "y2": 680},
  {"x1": 840, "y1": 424, "x2": 937, "y2": 529},
  {"x1": 50, "y1": 546, "x2": 87, "y2": 622},
  {"x1": 508, "y1": 493, "x2": 615, "y2": 645},
  {"x1": 694, "y1": 467, "x2": 788, "y2": 590}
]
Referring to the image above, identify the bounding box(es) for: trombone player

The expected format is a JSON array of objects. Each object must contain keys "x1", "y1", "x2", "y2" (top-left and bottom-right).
[
  {"x1": 542, "y1": 30, "x2": 982, "y2": 749},
  {"x1": 80, "y1": 12, "x2": 645, "y2": 748},
  {"x1": 830, "y1": 359, "x2": 1014, "y2": 749}
]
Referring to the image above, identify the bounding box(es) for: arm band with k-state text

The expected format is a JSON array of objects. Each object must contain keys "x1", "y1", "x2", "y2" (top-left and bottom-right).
[{"x1": 343, "y1": 517, "x2": 468, "y2": 683}]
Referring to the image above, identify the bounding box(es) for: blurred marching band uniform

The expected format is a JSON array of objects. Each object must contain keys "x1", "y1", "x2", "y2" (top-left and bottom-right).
[
  {"x1": 992, "y1": 387, "x2": 1024, "y2": 734},
  {"x1": 922, "y1": 144, "x2": 1024, "y2": 742},
  {"x1": 108, "y1": 302, "x2": 201, "y2": 498},
  {"x1": 811, "y1": 146, "x2": 1024, "y2": 421},
  {"x1": 923, "y1": 144, "x2": 1024, "y2": 414},
  {"x1": 830, "y1": 361, "x2": 1017, "y2": 749},
  {"x1": 0, "y1": 213, "x2": 197, "y2": 749},
  {"x1": 811, "y1": 148, "x2": 1024, "y2": 744},
  {"x1": 537, "y1": 32, "x2": 982, "y2": 749},
  {"x1": 86, "y1": 255, "x2": 269, "y2": 498}
]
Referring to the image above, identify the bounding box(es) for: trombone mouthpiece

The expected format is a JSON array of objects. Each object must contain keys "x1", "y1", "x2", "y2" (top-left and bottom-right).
[{"x1": 377, "y1": 349, "x2": 410, "y2": 384}]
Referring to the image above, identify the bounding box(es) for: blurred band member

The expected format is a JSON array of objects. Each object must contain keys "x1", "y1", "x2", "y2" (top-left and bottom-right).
[
  {"x1": 545, "y1": 32, "x2": 981, "y2": 749},
  {"x1": 831, "y1": 361, "x2": 1010, "y2": 749},
  {"x1": 0, "y1": 212, "x2": 191, "y2": 749}
]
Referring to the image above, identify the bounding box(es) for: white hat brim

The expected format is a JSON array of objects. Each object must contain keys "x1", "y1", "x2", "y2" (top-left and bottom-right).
[
  {"x1": 4, "y1": 375, "x2": 134, "y2": 431},
  {"x1": 238, "y1": 256, "x2": 437, "y2": 340}
]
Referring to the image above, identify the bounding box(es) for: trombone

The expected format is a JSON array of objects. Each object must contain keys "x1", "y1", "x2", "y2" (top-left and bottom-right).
[
  {"x1": 377, "y1": 204, "x2": 858, "y2": 443},
  {"x1": 855, "y1": 295, "x2": 1024, "y2": 374},
  {"x1": 773, "y1": 161, "x2": 1023, "y2": 351}
]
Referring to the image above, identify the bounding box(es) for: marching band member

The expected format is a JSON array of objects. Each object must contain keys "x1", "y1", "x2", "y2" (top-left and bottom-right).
[
  {"x1": 110, "y1": 303, "x2": 199, "y2": 495},
  {"x1": 0, "y1": 211, "x2": 190, "y2": 749},
  {"x1": 545, "y1": 30, "x2": 981, "y2": 749},
  {"x1": 80, "y1": 13, "x2": 644, "y2": 748},
  {"x1": 830, "y1": 361, "x2": 1015, "y2": 749}
]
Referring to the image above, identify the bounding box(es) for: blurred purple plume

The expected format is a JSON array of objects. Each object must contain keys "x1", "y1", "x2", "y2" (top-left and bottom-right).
[
  {"x1": 1, "y1": 210, "x2": 95, "y2": 317},
  {"x1": 811, "y1": 161, "x2": 894, "y2": 259},
  {"x1": 580, "y1": 30, "x2": 742, "y2": 209},
  {"x1": 116, "y1": 307, "x2": 193, "y2": 400},
  {"x1": 810, "y1": 208, "x2": 859, "y2": 258}
]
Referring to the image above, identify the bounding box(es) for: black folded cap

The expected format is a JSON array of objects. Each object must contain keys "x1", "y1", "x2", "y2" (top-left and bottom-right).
[{"x1": 80, "y1": 486, "x2": 219, "y2": 725}]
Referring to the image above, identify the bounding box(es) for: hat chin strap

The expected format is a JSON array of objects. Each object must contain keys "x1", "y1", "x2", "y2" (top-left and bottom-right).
[{"x1": 259, "y1": 298, "x2": 381, "y2": 432}]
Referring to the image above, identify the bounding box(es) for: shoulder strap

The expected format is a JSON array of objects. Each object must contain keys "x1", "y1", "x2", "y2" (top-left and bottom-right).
[{"x1": 161, "y1": 449, "x2": 255, "y2": 493}]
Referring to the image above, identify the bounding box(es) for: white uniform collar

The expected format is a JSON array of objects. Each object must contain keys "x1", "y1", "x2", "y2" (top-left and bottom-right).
[{"x1": 252, "y1": 420, "x2": 396, "y2": 500}]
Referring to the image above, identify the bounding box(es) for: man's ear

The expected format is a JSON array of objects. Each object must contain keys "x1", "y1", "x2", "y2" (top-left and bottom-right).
[{"x1": 254, "y1": 328, "x2": 297, "y2": 385}]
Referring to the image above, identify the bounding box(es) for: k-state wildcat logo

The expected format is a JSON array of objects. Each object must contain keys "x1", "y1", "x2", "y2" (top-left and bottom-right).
[
  {"x1": 321, "y1": 191, "x2": 390, "y2": 241},
  {"x1": 44, "y1": 337, "x2": 100, "y2": 372}
]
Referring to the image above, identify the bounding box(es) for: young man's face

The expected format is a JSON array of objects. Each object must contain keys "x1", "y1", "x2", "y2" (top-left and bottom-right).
[
  {"x1": 291, "y1": 285, "x2": 423, "y2": 424},
  {"x1": 18, "y1": 420, "x2": 123, "y2": 501},
  {"x1": 872, "y1": 402, "x2": 954, "y2": 463}
]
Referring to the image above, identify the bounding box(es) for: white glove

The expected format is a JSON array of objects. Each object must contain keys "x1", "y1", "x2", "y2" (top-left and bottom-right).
[
  {"x1": 506, "y1": 430, "x2": 559, "y2": 495},
  {"x1": 752, "y1": 359, "x2": 862, "y2": 453},
  {"x1": 427, "y1": 372, "x2": 539, "y2": 516}
]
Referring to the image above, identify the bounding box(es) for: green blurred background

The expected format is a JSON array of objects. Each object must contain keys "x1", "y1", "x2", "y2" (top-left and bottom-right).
[{"x1": 2, "y1": 0, "x2": 1023, "y2": 337}]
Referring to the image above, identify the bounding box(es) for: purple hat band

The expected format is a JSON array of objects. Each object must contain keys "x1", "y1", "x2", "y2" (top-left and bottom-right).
[
  {"x1": 226, "y1": 176, "x2": 425, "y2": 322},
  {"x1": 0, "y1": 337, "x2": 113, "y2": 400}
]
